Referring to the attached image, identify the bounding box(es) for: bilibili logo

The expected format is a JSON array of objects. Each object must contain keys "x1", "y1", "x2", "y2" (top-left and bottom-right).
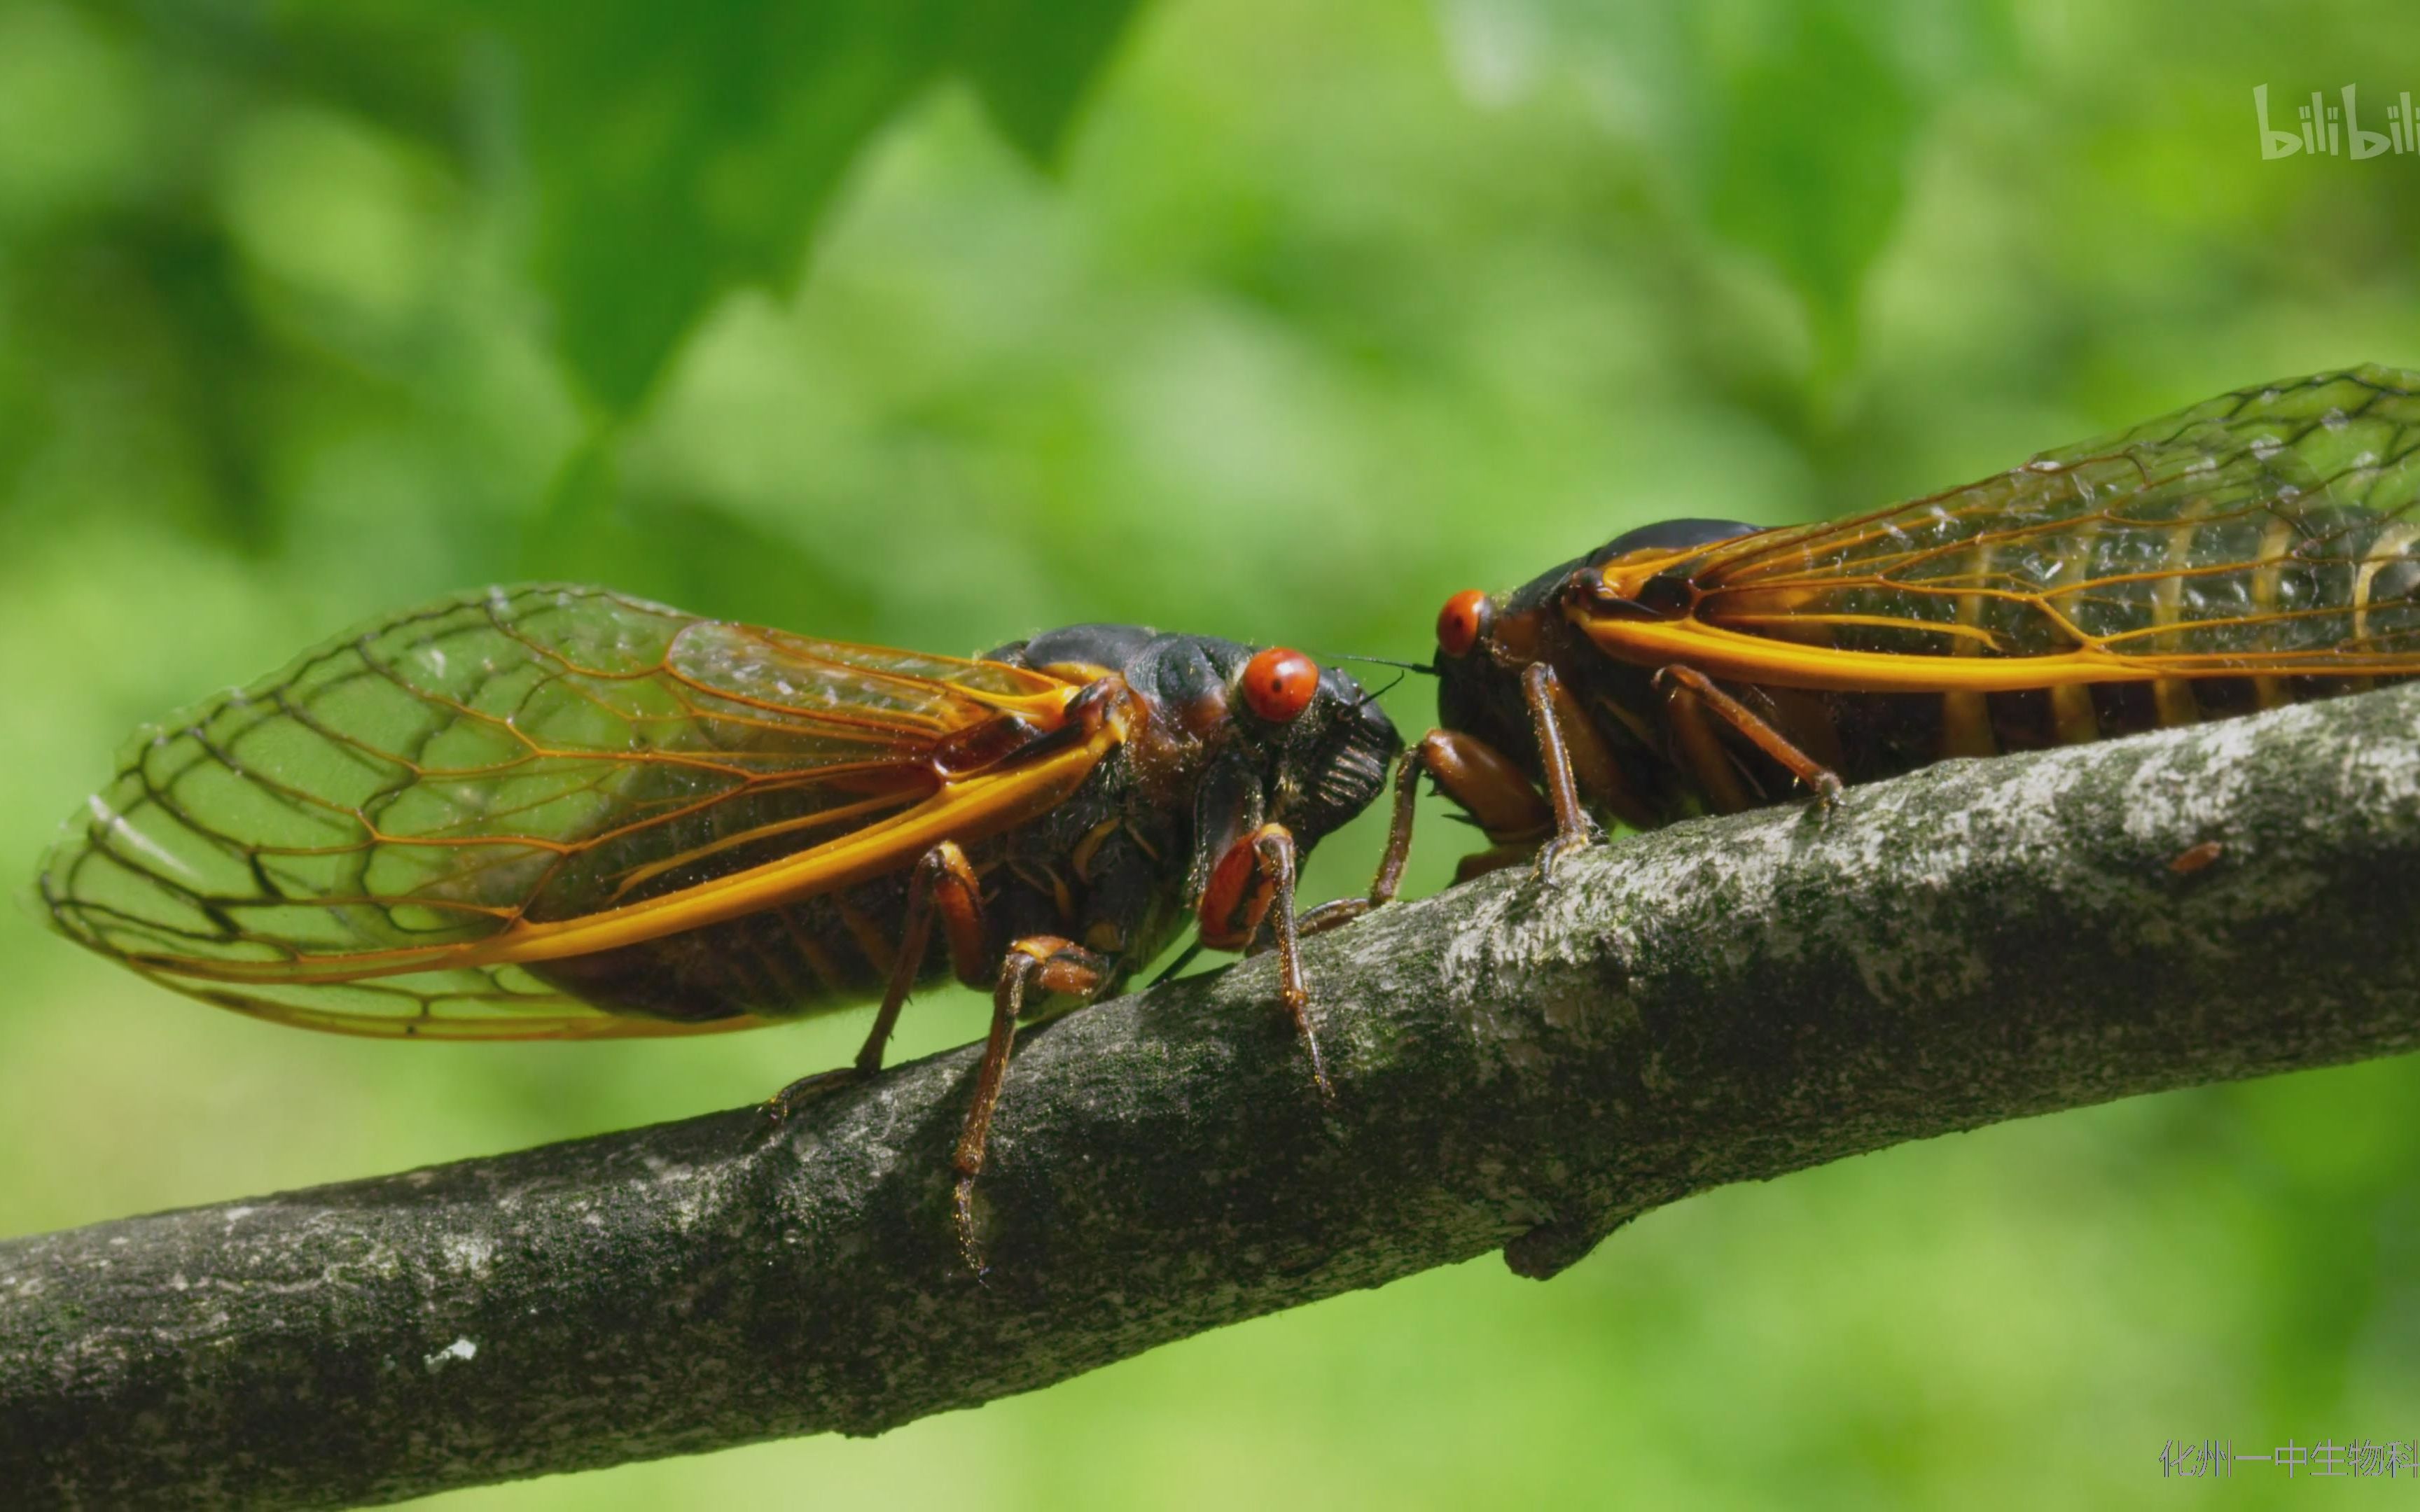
[{"x1": 2254, "y1": 85, "x2": 2420, "y2": 159}]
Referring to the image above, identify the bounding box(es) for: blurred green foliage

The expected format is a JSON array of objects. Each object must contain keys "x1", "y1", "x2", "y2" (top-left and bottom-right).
[{"x1": 6, "y1": 0, "x2": 2420, "y2": 1504}]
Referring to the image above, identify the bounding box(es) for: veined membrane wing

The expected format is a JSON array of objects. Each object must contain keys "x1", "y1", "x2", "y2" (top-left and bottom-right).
[{"x1": 39, "y1": 584, "x2": 1094, "y2": 1037}]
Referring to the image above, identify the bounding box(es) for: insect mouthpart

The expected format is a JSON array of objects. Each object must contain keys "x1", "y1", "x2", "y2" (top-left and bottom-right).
[
  {"x1": 1295, "y1": 736, "x2": 1393, "y2": 844},
  {"x1": 1285, "y1": 685, "x2": 1402, "y2": 845}
]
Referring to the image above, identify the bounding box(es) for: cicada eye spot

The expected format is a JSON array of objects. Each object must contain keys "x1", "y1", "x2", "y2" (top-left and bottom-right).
[
  {"x1": 1241, "y1": 647, "x2": 1320, "y2": 724},
  {"x1": 1435, "y1": 589, "x2": 1491, "y2": 659}
]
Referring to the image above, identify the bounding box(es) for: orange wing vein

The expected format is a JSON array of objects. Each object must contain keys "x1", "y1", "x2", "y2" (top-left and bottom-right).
[
  {"x1": 1586, "y1": 365, "x2": 2420, "y2": 690},
  {"x1": 39, "y1": 585, "x2": 1102, "y2": 1038}
]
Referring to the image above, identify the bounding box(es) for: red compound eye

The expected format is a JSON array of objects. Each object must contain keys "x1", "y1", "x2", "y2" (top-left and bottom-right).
[
  {"x1": 1241, "y1": 647, "x2": 1319, "y2": 724},
  {"x1": 1435, "y1": 589, "x2": 1490, "y2": 659}
]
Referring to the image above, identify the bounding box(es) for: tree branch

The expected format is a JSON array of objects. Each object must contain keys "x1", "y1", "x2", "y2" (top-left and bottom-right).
[{"x1": 10, "y1": 683, "x2": 2420, "y2": 1509}]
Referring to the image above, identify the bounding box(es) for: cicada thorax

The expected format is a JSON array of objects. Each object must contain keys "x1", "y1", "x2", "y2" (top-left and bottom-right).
[{"x1": 1424, "y1": 365, "x2": 2420, "y2": 864}]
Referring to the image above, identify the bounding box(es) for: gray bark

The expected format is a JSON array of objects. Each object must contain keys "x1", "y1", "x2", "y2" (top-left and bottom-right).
[{"x1": 8, "y1": 682, "x2": 2420, "y2": 1509}]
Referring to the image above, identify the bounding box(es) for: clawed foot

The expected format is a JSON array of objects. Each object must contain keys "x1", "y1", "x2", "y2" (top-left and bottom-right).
[
  {"x1": 954, "y1": 1175, "x2": 990, "y2": 1282},
  {"x1": 760, "y1": 1065, "x2": 868, "y2": 1127},
  {"x1": 1286, "y1": 988, "x2": 1336, "y2": 1106},
  {"x1": 777, "y1": 1077, "x2": 992, "y2": 1280},
  {"x1": 1235, "y1": 960, "x2": 1340, "y2": 1104},
  {"x1": 1292, "y1": 895, "x2": 1377, "y2": 935},
  {"x1": 1534, "y1": 826, "x2": 1599, "y2": 886}
]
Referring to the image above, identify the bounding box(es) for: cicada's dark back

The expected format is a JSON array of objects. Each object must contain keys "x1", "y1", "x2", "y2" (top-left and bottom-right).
[
  {"x1": 39, "y1": 586, "x2": 1402, "y2": 1267},
  {"x1": 1411, "y1": 364, "x2": 2420, "y2": 872}
]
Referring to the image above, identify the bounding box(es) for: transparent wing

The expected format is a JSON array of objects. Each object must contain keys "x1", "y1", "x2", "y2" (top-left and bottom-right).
[
  {"x1": 1690, "y1": 365, "x2": 2420, "y2": 671},
  {"x1": 39, "y1": 584, "x2": 1082, "y2": 1037}
]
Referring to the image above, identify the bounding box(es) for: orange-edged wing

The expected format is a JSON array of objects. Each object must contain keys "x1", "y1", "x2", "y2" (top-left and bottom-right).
[
  {"x1": 1580, "y1": 365, "x2": 2420, "y2": 692},
  {"x1": 39, "y1": 585, "x2": 1116, "y2": 1039}
]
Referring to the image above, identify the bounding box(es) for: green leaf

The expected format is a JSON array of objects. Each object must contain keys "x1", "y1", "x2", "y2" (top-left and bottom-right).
[
  {"x1": 1702, "y1": 1, "x2": 1917, "y2": 380},
  {"x1": 957, "y1": 0, "x2": 1147, "y2": 167},
  {"x1": 488, "y1": 0, "x2": 939, "y2": 411},
  {"x1": 485, "y1": 0, "x2": 1144, "y2": 412}
]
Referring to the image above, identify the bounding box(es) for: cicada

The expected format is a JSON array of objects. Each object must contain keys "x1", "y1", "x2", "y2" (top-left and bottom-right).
[
  {"x1": 39, "y1": 587, "x2": 1401, "y2": 1265},
  {"x1": 1379, "y1": 364, "x2": 2420, "y2": 876}
]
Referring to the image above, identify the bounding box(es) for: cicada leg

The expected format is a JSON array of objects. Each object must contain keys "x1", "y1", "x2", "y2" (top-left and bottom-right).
[
  {"x1": 954, "y1": 935, "x2": 1111, "y2": 1277},
  {"x1": 1330, "y1": 723, "x2": 1600, "y2": 901},
  {"x1": 764, "y1": 841, "x2": 987, "y2": 1121},
  {"x1": 1295, "y1": 742, "x2": 1433, "y2": 934},
  {"x1": 1305, "y1": 728, "x2": 1564, "y2": 909},
  {"x1": 1653, "y1": 664, "x2": 1843, "y2": 810},
  {"x1": 1307, "y1": 662, "x2": 1655, "y2": 904},
  {"x1": 1199, "y1": 822, "x2": 1332, "y2": 1101},
  {"x1": 1520, "y1": 662, "x2": 1595, "y2": 876},
  {"x1": 1521, "y1": 661, "x2": 1667, "y2": 881}
]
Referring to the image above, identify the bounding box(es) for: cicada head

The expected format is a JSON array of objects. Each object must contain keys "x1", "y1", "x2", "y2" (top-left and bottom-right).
[
  {"x1": 1431, "y1": 583, "x2": 1527, "y2": 764},
  {"x1": 1011, "y1": 625, "x2": 1400, "y2": 862},
  {"x1": 1430, "y1": 518, "x2": 1765, "y2": 806},
  {"x1": 1263, "y1": 652, "x2": 1402, "y2": 847},
  {"x1": 1429, "y1": 550, "x2": 1591, "y2": 775}
]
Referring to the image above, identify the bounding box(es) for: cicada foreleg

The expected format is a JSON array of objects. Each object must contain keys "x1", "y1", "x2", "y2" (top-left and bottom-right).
[
  {"x1": 1519, "y1": 662, "x2": 1594, "y2": 879},
  {"x1": 1199, "y1": 822, "x2": 1333, "y2": 1102},
  {"x1": 1652, "y1": 664, "x2": 1843, "y2": 811},
  {"x1": 954, "y1": 935, "x2": 1111, "y2": 1278},
  {"x1": 1295, "y1": 741, "x2": 1430, "y2": 934},
  {"x1": 1333, "y1": 666, "x2": 1657, "y2": 897},
  {"x1": 1373, "y1": 732, "x2": 1559, "y2": 895},
  {"x1": 1522, "y1": 661, "x2": 1664, "y2": 881},
  {"x1": 764, "y1": 841, "x2": 989, "y2": 1122}
]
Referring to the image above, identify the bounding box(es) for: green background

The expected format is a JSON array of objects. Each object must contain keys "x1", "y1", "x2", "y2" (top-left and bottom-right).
[{"x1": 6, "y1": 0, "x2": 2419, "y2": 1504}]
